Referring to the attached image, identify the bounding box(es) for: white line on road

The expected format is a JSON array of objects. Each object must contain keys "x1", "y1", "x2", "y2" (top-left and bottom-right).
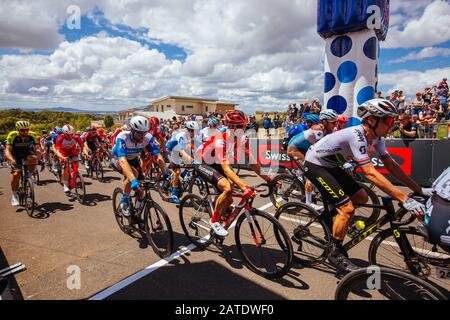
[{"x1": 89, "y1": 198, "x2": 279, "y2": 300}]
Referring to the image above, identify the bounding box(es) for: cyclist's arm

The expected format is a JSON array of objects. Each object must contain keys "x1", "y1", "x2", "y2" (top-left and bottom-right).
[
  {"x1": 5, "y1": 145, "x2": 15, "y2": 163},
  {"x1": 360, "y1": 163, "x2": 408, "y2": 203},
  {"x1": 381, "y1": 156, "x2": 421, "y2": 193}
]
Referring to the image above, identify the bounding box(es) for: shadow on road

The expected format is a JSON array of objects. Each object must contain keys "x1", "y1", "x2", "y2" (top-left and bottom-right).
[
  {"x1": 101, "y1": 176, "x2": 122, "y2": 183},
  {"x1": 0, "y1": 248, "x2": 24, "y2": 300},
  {"x1": 105, "y1": 260, "x2": 287, "y2": 300},
  {"x1": 29, "y1": 202, "x2": 75, "y2": 219},
  {"x1": 36, "y1": 179, "x2": 58, "y2": 186},
  {"x1": 81, "y1": 193, "x2": 111, "y2": 206}
]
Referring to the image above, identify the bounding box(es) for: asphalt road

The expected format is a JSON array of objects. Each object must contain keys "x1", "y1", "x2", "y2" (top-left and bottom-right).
[{"x1": 0, "y1": 164, "x2": 448, "y2": 300}]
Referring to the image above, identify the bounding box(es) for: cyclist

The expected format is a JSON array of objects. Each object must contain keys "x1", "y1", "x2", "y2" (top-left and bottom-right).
[
  {"x1": 195, "y1": 110, "x2": 274, "y2": 237},
  {"x1": 53, "y1": 124, "x2": 84, "y2": 194},
  {"x1": 141, "y1": 117, "x2": 167, "y2": 175},
  {"x1": 50, "y1": 127, "x2": 63, "y2": 173},
  {"x1": 303, "y1": 99, "x2": 430, "y2": 273},
  {"x1": 195, "y1": 116, "x2": 220, "y2": 145},
  {"x1": 165, "y1": 121, "x2": 199, "y2": 204},
  {"x1": 110, "y1": 124, "x2": 129, "y2": 146},
  {"x1": 111, "y1": 116, "x2": 166, "y2": 216},
  {"x1": 0, "y1": 140, "x2": 7, "y2": 165},
  {"x1": 5, "y1": 121, "x2": 39, "y2": 206},
  {"x1": 424, "y1": 166, "x2": 450, "y2": 252},
  {"x1": 82, "y1": 126, "x2": 101, "y2": 170},
  {"x1": 287, "y1": 111, "x2": 338, "y2": 210}
]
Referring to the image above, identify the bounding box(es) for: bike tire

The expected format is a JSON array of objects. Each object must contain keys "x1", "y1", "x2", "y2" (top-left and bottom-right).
[
  {"x1": 112, "y1": 187, "x2": 133, "y2": 234},
  {"x1": 269, "y1": 173, "x2": 305, "y2": 209},
  {"x1": 144, "y1": 201, "x2": 174, "y2": 258},
  {"x1": 352, "y1": 183, "x2": 381, "y2": 228},
  {"x1": 24, "y1": 178, "x2": 35, "y2": 217},
  {"x1": 274, "y1": 202, "x2": 331, "y2": 266},
  {"x1": 179, "y1": 194, "x2": 213, "y2": 248},
  {"x1": 368, "y1": 226, "x2": 450, "y2": 290},
  {"x1": 74, "y1": 172, "x2": 86, "y2": 204},
  {"x1": 235, "y1": 209, "x2": 293, "y2": 279},
  {"x1": 335, "y1": 267, "x2": 447, "y2": 300}
]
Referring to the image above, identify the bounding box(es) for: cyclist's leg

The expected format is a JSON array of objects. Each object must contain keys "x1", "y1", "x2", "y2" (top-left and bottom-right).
[
  {"x1": 25, "y1": 153, "x2": 37, "y2": 175},
  {"x1": 11, "y1": 156, "x2": 22, "y2": 192}
]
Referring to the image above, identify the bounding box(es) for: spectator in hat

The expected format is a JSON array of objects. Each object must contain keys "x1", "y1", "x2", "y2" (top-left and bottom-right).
[{"x1": 398, "y1": 113, "x2": 418, "y2": 139}]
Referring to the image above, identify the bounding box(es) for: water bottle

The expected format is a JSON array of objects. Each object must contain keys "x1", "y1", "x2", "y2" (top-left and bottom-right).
[{"x1": 348, "y1": 219, "x2": 365, "y2": 237}]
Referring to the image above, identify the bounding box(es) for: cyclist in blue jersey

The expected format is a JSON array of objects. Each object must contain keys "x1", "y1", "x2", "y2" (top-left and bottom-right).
[
  {"x1": 165, "y1": 121, "x2": 199, "y2": 204},
  {"x1": 111, "y1": 116, "x2": 167, "y2": 216}
]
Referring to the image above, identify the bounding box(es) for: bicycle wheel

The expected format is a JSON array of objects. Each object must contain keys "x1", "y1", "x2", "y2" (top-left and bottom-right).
[
  {"x1": 33, "y1": 170, "x2": 40, "y2": 185},
  {"x1": 274, "y1": 202, "x2": 331, "y2": 266},
  {"x1": 269, "y1": 174, "x2": 305, "y2": 209},
  {"x1": 188, "y1": 175, "x2": 216, "y2": 197},
  {"x1": 179, "y1": 194, "x2": 213, "y2": 248},
  {"x1": 144, "y1": 201, "x2": 174, "y2": 258},
  {"x1": 335, "y1": 267, "x2": 447, "y2": 300},
  {"x1": 369, "y1": 227, "x2": 450, "y2": 291},
  {"x1": 24, "y1": 177, "x2": 35, "y2": 216},
  {"x1": 352, "y1": 183, "x2": 380, "y2": 228},
  {"x1": 112, "y1": 187, "x2": 134, "y2": 234},
  {"x1": 235, "y1": 209, "x2": 293, "y2": 279},
  {"x1": 74, "y1": 172, "x2": 86, "y2": 204}
]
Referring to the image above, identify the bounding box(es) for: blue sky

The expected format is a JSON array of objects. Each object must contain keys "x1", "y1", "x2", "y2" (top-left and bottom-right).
[{"x1": 0, "y1": 0, "x2": 449, "y2": 112}]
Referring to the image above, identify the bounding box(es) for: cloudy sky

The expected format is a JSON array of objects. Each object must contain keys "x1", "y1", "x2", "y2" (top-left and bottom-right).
[{"x1": 1, "y1": 0, "x2": 449, "y2": 113}]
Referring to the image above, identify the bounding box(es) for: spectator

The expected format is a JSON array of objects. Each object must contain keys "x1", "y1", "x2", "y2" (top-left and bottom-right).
[
  {"x1": 411, "y1": 92, "x2": 424, "y2": 116},
  {"x1": 246, "y1": 115, "x2": 259, "y2": 138},
  {"x1": 398, "y1": 90, "x2": 406, "y2": 112},
  {"x1": 273, "y1": 112, "x2": 280, "y2": 135},
  {"x1": 376, "y1": 91, "x2": 384, "y2": 99},
  {"x1": 263, "y1": 112, "x2": 272, "y2": 137},
  {"x1": 398, "y1": 113, "x2": 418, "y2": 139}
]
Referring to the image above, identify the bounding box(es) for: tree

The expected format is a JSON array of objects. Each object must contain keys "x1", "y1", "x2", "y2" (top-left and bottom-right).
[{"x1": 104, "y1": 115, "x2": 114, "y2": 128}]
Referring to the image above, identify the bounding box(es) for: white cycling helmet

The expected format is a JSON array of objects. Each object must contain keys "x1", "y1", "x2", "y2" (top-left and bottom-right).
[
  {"x1": 129, "y1": 116, "x2": 150, "y2": 132},
  {"x1": 185, "y1": 121, "x2": 199, "y2": 131},
  {"x1": 62, "y1": 124, "x2": 75, "y2": 134},
  {"x1": 357, "y1": 98, "x2": 399, "y2": 120},
  {"x1": 319, "y1": 109, "x2": 339, "y2": 122}
]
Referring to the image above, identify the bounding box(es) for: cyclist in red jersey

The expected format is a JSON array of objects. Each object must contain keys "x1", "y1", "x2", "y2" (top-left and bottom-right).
[
  {"x1": 82, "y1": 126, "x2": 101, "y2": 170},
  {"x1": 142, "y1": 117, "x2": 166, "y2": 174},
  {"x1": 195, "y1": 110, "x2": 274, "y2": 237},
  {"x1": 54, "y1": 124, "x2": 85, "y2": 194}
]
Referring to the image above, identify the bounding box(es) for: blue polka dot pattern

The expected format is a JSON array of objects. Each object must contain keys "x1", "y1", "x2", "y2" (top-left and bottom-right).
[
  {"x1": 363, "y1": 37, "x2": 377, "y2": 60},
  {"x1": 357, "y1": 86, "x2": 375, "y2": 105},
  {"x1": 347, "y1": 117, "x2": 362, "y2": 127},
  {"x1": 330, "y1": 36, "x2": 353, "y2": 57},
  {"x1": 327, "y1": 95, "x2": 347, "y2": 114},
  {"x1": 337, "y1": 61, "x2": 357, "y2": 83},
  {"x1": 324, "y1": 72, "x2": 336, "y2": 93}
]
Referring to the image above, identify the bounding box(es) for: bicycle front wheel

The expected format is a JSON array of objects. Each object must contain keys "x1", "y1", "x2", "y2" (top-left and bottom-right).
[
  {"x1": 369, "y1": 227, "x2": 450, "y2": 291},
  {"x1": 144, "y1": 201, "x2": 174, "y2": 258},
  {"x1": 335, "y1": 267, "x2": 447, "y2": 300},
  {"x1": 235, "y1": 209, "x2": 293, "y2": 279},
  {"x1": 24, "y1": 178, "x2": 35, "y2": 216},
  {"x1": 275, "y1": 202, "x2": 331, "y2": 266},
  {"x1": 74, "y1": 172, "x2": 86, "y2": 204}
]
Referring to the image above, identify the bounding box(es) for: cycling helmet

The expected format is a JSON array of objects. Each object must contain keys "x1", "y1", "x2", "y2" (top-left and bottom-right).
[
  {"x1": 42, "y1": 130, "x2": 47, "y2": 135},
  {"x1": 208, "y1": 117, "x2": 219, "y2": 126},
  {"x1": 56, "y1": 128, "x2": 63, "y2": 135},
  {"x1": 306, "y1": 114, "x2": 320, "y2": 124},
  {"x1": 319, "y1": 109, "x2": 339, "y2": 122},
  {"x1": 225, "y1": 110, "x2": 248, "y2": 126},
  {"x1": 357, "y1": 98, "x2": 398, "y2": 120},
  {"x1": 16, "y1": 120, "x2": 30, "y2": 130},
  {"x1": 129, "y1": 116, "x2": 150, "y2": 132},
  {"x1": 185, "y1": 121, "x2": 199, "y2": 131},
  {"x1": 150, "y1": 116, "x2": 160, "y2": 128},
  {"x1": 85, "y1": 126, "x2": 90, "y2": 131},
  {"x1": 62, "y1": 124, "x2": 75, "y2": 134},
  {"x1": 337, "y1": 115, "x2": 349, "y2": 124},
  {"x1": 97, "y1": 128, "x2": 105, "y2": 134}
]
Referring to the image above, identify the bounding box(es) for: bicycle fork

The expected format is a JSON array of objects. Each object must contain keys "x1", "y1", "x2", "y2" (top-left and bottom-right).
[{"x1": 245, "y1": 209, "x2": 266, "y2": 248}]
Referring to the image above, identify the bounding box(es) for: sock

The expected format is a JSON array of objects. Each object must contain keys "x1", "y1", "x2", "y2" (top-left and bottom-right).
[
  {"x1": 122, "y1": 193, "x2": 130, "y2": 203},
  {"x1": 62, "y1": 180, "x2": 69, "y2": 187},
  {"x1": 211, "y1": 210, "x2": 221, "y2": 223},
  {"x1": 305, "y1": 191, "x2": 313, "y2": 204}
]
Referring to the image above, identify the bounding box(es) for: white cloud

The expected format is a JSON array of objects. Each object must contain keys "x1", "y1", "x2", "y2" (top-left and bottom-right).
[
  {"x1": 383, "y1": 0, "x2": 450, "y2": 49},
  {"x1": 391, "y1": 47, "x2": 450, "y2": 63}
]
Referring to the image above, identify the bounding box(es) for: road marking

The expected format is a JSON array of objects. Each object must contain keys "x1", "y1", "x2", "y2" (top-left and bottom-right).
[{"x1": 89, "y1": 198, "x2": 278, "y2": 300}]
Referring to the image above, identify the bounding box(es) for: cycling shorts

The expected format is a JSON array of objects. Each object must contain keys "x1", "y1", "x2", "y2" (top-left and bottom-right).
[
  {"x1": 194, "y1": 163, "x2": 226, "y2": 187},
  {"x1": 425, "y1": 194, "x2": 450, "y2": 252},
  {"x1": 58, "y1": 147, "x2": 79, "y2": 159},
  {"x1": 111, "y1": 156, "x2": 144, "y2": 180},
  {"x1": 304, "y1": 161, "x2": 362, "y2": 207},
  {"x1": 87, "y1": 141, "x2": 97, "y2": 152}
]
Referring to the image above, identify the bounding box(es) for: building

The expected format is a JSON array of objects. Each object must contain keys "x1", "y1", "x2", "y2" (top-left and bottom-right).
[
  {"x1": 149, "y1": 96, "x2": 238, "y2": 116},
  {"x1": 118, "y1": 108, "x2": 141, "y2": 123}
]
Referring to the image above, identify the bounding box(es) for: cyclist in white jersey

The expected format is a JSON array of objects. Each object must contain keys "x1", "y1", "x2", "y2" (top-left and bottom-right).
[
  {"x1": 304, "y1": 99, "x2": 431, "y2": 273},
  {"x1": 195, "y1": 117, "x2": 219, "y2": 146}
]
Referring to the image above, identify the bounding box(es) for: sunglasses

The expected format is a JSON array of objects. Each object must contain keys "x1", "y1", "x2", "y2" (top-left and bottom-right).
[
  {"x1": 133, "y1": 131, "x2": 147, "y2": 136},
  {"x1": 19, "y1": 129, "x2": 30, "y2": 133}
]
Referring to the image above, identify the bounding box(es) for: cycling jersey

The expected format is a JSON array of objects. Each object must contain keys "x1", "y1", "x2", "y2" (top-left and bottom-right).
[
  {"x1": 112, "y1": 131, "x2": 159, "y2": 160},
  {"x1": 288, "y1": 129, "x2": 324, "y2": 153},
  {"x1": 305, "y1": 125, "x2": 389, "y2": 168},
  {"x1": 6, "y1": 131, "x2": 38, "y2": 160},
  {"x1": 195, "y1": 127, "x2": 219, "y2": 145},
  {"x1": 110, "y1": 129, "x2": 122, "y2": 146},
  {"x1": 289, "y1": 123, "x2": 308, "y2": 138},
  {"x1": 166, "y1": 130, "x2": 191, "y2": 153},
  {"x1": 82, "y1": 131, "x2": 100, "y2": 143},
  {"x1": 196, "y1": 131, "x2": 250, "y2": 165},
  {"x1": 51, "y1": 132, "x2": 60, "y2": 144},
  {"x1": 54, "y1": 134, "x2": 84, "y2": 158}
]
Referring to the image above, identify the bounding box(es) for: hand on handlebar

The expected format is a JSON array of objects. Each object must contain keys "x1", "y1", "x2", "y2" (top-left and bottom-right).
[
  {"x1": 242, "y1": 185, "x2": 256, "y2": 200},
  {"x1": 419, "y1": 187, "x2": 433, "y2": 197},
  {"x1": 131, "y1": 178, "x2": 141, "y2": 192}
]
